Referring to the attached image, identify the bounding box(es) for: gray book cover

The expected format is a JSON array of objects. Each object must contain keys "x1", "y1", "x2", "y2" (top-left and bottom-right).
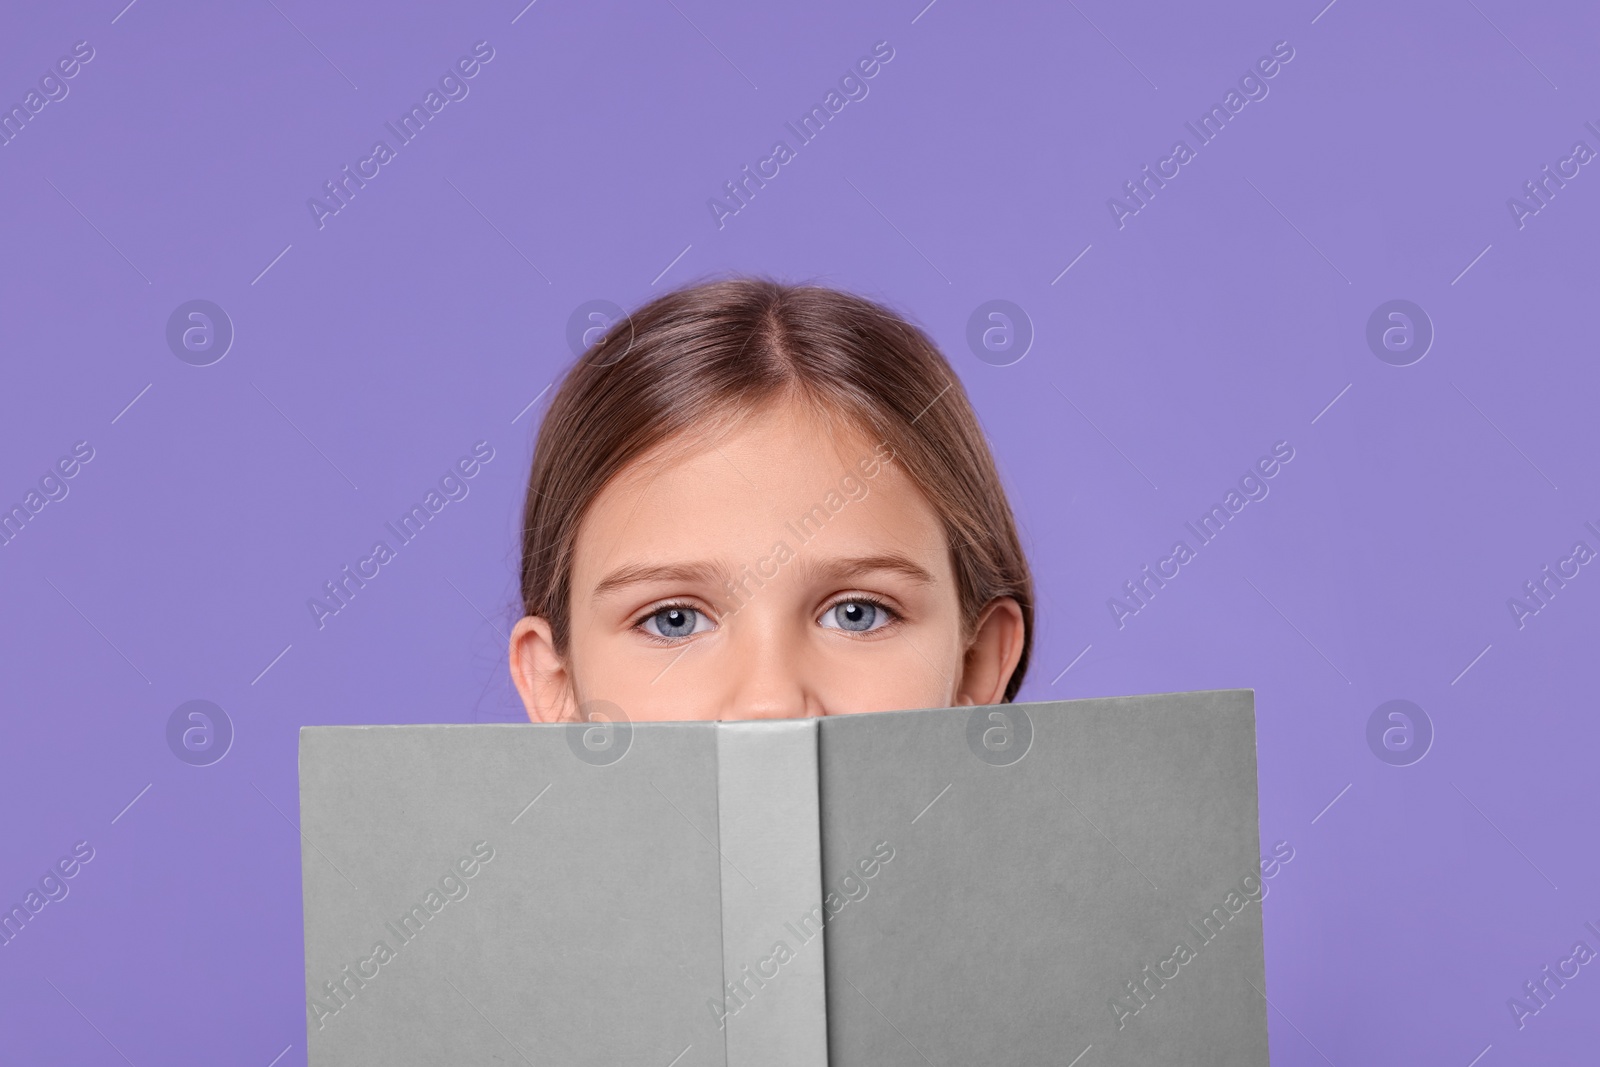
[{"x1": 298, "y1": 688, "x2": 1267, "y2": 1064}]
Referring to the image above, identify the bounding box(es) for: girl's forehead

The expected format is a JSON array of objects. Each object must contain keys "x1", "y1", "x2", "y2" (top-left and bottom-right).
[
  {"x1": 571, "y1": 400, "x2": 944, "y2": 577},
  {"x1": 623, "y1": 395, "x2": 882, "y2": 484}
]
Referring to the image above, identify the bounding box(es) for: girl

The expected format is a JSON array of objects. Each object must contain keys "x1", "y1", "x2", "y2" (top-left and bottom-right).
[{"x1": 509, "y1": 276, "x2": 1034, "y2": 723}]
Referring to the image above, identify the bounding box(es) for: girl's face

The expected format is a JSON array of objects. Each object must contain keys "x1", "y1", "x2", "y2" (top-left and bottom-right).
[{"x1": 509, "y1": 396, "x2": 1024, "y2": 722}]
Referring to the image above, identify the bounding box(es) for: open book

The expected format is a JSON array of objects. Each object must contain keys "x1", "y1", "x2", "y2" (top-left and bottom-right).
[{"x1": 299, "y1": 688, "x2": 1270, "y2": 1065}]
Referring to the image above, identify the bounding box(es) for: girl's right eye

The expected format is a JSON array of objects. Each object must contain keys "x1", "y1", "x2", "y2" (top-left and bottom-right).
[{"x1": 638, "y1": 605, "x2": 712, "y2": 641}]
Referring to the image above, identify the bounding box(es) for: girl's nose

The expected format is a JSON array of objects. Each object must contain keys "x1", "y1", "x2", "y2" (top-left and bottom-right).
[{"x1": 718, "y1": 617, "x2": 819, "y2": 720}]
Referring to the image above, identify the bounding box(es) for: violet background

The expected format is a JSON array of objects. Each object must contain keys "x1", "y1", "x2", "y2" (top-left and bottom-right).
[{"x1": 2, "y1": 0, "x2": 1596, "y2": 1063}]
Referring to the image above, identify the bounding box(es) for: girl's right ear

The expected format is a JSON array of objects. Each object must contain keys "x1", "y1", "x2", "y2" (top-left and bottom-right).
[{"x1": 509, "y1": 615, "x2": 577, "y2": 723}]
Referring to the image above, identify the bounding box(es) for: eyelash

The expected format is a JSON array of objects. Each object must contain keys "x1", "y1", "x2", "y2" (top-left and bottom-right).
[
  {"x1": 632, "y1": 600, "x2": 709, "y2": 647},
  {"x1": 821, "y1": 593, "x2": 900, "y2": 635},
  {"x1": 630, "y1": 594, "x2": 903, "y2": 644}
]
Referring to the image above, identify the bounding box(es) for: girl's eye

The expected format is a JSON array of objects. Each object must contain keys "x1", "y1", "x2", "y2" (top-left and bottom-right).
[
  {"x1": 819, "y1": 599, "x2": 893, "y2": 634},
  {"x1": 639, "y1": 605, "x2": 712, "y2": 640}
]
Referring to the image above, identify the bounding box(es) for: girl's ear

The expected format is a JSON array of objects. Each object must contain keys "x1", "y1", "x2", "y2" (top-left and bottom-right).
[
  {"x1": 954, "y1": 596, "x2": 1026, "y2": 708},
  {"x1": 509, "y1": 615, "x2": 578, "y2": 723}
]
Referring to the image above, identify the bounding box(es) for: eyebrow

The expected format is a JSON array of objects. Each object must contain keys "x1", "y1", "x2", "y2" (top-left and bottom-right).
[
  {"x1": 591, "y1": 561, "x2": 732, "y2": 599},
  {"x1": 589, "y1": 552, "x2": 937, "y2": 599},
  {"x1": 795, "y1": 553, "x2": 937, "y2": 587}
]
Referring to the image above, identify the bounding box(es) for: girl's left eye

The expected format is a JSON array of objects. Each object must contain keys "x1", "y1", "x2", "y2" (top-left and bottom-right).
[
  {"x1": 818, "y1": 599, "x2": 895, "y2": 634},
  {"x1": 638, "y1": 605, "x2": 713, "y2": 640}
]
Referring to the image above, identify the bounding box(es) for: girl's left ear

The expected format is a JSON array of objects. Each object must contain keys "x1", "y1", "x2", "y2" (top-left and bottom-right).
[
  {"x1": 954, "y1": 597, "x2": 1027, "y2": 707},
  {"x1": 509, "y1": 615, "x2": 578, "y2": 723}
]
